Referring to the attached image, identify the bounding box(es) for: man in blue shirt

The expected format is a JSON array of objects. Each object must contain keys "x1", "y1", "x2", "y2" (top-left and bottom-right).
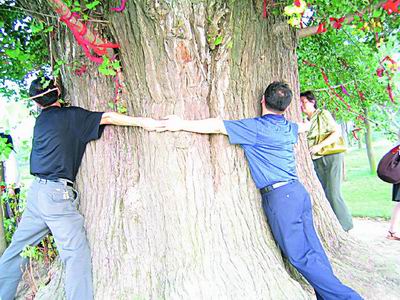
[{"x1": 160, "y1": 82, "x2": 361, "y2": 299}]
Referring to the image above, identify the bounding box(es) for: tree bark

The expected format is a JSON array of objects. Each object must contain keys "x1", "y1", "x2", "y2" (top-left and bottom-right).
[
  {"x1": 0, "y1": 162, "x2": 6, "y2": 255},
  {"x1": 14, "y1": 1, "x2": 400, "y2": 299},
  {"x1": 363, "y1": 108, "x2": 376, "y2": 174}
]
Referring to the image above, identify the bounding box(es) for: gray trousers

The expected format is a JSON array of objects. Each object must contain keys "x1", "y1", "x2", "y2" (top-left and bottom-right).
[
  {"x1": 313, "y1": 153, "x2": 354, "y2": 231},
  {"x1": 0, "y1": 178, "x2": 93, "y2": 300}
]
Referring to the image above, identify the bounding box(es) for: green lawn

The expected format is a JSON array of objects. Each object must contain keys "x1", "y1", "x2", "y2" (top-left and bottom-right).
[{"x1": 342, "y1": 141, "x2": 394, "y2": 219}]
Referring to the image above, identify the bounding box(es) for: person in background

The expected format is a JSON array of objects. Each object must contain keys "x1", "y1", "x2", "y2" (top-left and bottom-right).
[
  {"x1": 300, "y1": 91, "x2": 353, "y2": 232},
  {"x1": 388, "y1": 184, "x2": 400, "y2": 240},
  {"x1": 387, "y1": 131, "x2": 400, "y2": 240},
  {"x1": 0, "y1": 132, "x2": 21, "y2": 220}
]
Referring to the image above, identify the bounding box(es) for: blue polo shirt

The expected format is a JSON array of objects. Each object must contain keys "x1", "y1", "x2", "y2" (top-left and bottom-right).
[{"x1": 223, "y1": 114, "x2": 299, "y2": 189}]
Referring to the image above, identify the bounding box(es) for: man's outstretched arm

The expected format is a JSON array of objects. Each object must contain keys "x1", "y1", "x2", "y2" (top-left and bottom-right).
[
  {"x1": 159, "y1": 115, "x2": 227, "y2": 135},
  {"x1": 100, "y1": 112, "x2": 162, "y2": 131}
]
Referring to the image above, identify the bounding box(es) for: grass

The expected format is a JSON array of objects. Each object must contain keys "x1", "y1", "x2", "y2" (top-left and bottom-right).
[{"x1": 342, "y1": 141, "x2": 394, "y2": 219}]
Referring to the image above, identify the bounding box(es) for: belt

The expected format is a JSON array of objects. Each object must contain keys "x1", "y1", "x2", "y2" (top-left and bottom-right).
[
  {"x1": 260, "y1": 180, "x2": 294, "y2": 195},
  {"x1": 35, "y1": 177, "x2": 74, "y2": 187}
]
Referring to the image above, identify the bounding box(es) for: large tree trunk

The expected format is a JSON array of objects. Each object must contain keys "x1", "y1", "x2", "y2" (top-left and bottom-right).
[
  {"x1": 15, "y1": 1, "x2": 400, "y2": 299},
  {"x1": 0, "y1": 162, "x2": 6, "y2": 255}
]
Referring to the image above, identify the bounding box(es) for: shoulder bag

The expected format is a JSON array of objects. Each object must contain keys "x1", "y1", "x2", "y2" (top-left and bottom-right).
[{"x1": 377, "y1": 145, "x2": 400, "y2": 184}]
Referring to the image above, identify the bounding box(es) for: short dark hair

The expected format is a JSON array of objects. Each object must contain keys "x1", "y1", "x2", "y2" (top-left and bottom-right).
[
  {"x1": 300, "y1": 91, "x2": 317, "y2": 108},
  {"x1": 29, "y1": 77, "x2": 59, "y2": 107},
  {"x1": 264, "y1": 82, "x2": 293, "y2": 112},
  {"x1": 0, "y1": 133, "x2": 14, "y2": 151}
]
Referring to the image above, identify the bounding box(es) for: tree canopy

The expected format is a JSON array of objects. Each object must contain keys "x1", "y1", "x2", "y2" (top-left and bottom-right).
[{"x1": 0, "y1": 0, "x2": 399, "y2": 130}]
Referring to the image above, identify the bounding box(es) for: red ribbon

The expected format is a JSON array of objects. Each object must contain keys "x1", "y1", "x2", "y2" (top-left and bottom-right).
[
  {"x1": 383, "y1": 0, "x2": 400, "y2": 15},
  {"x1": 111, "y1": 0, "x2": 127, "y2": 12},
  {"x1": 59, "y1": 13, "x2": 120, "y2": 64},
  {"x1": 329, "y1": 17, "x2": 345, "y2": 29},
  {"x1": 387, "y1": 83, "x2": 395, "y2": 103},
  {"x1": 340, "y1": 85, "x2": 350, "y2": 96},
  {"x1": 74, "y1": 64, "x2": 87, "y2": 76},
  {"x1": 352, "y1": 128, "x2": 361, "y2": 140},
  {"x1": 316, "y1": 23, "x2": 327, "y2": 34},
  {"x1": 263, "y1": 0, "x2": 268, "y2": 18},
  {"x1": 376, "y1": 56, "x2": 397, "y2": 103}
]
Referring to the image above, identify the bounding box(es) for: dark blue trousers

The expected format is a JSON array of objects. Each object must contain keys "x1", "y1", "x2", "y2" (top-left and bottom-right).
[{"x1": 261, "y1": 181, "x2": 362, "y2": 300}]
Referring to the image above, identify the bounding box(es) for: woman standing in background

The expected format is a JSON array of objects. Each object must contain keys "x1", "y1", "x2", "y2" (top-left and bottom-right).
[{"x1": 300, "y1": 91, "x2": 353, "y2": 232}]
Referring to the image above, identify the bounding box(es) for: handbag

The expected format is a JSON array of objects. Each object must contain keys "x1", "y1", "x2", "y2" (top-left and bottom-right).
[
  {"x1": 315, "y1": 111, "x2": 347, "y2": 156},
  {"x1": 377, "y1": 145, "x2": 400, "y2": 184}
]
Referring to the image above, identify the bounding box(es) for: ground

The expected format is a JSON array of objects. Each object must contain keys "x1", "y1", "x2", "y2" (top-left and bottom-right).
[
  {"x1": 13, "y1": 217, "x2": 400, "y2": 300},
  {"x1": 350, "y1": 217, "x2": 400, "y2": 272}
]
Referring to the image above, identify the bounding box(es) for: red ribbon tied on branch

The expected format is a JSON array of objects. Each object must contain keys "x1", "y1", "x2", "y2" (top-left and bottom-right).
[
  {"x1": 340, "y1": 84, "x2": 350, "y2": 96},
  {"x1": 352, "y1": 128, "x2": 361, "y2": 140},
  {"x1": 376, "y1": 67, "x2": 385, "y2": 77},
  {"x1": 376, "y1": 56, "x2": 398, "y2": 103},
  {"x1": 387, "y1": 83, "x2": 395, "y2": 102},
  {"x1": 263, "y1": 0, "x2": 268, "y2": 18},
  {"x1": 316, "y1": 23, "x2": 327, "y2": 34},
  {"x1": 111, "y1": 0, "x2": 127, "y2": 12},
  {"x1": 59, "y1": 12, "x2": 120, "y2": 64},
  {"x1": 383, "y1": 0, "x2": 400, "y2": 14},
  {"x1": 329, "y1": 17, "x2": 345, "y2": 29},
  {"x1": 294, "y1": 0, "x2": 302, "y2": 6},
  {"x1": 74, "y1": 64, "x2": 87, "y2": 76}
]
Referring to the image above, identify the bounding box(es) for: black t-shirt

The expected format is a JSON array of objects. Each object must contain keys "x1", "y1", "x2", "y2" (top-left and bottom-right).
[{"x1": 30, "y1": 106, "x2": 105, "y2": 182}]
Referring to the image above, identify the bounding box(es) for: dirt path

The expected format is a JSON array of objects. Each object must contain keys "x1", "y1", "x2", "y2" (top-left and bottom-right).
[{"x1": 350, "y1": 217, "x2": 400, "y2": 272}]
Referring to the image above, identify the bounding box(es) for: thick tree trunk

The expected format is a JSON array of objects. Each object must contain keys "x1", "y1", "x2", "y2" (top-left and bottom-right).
[
  {"x1": 0, "y1": 162, "x2": 6, "y2": 255},
  {"x1": 363, "y1": 108, "x2": 376, "y2": 174},
  {"x1": 14, "y1": 1, "x2": 400, "y2": 299}
]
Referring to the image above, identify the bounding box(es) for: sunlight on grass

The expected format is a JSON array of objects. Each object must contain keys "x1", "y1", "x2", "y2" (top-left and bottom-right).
[{"x1": 343, "y1": 142, "x2": 394, "y2": 219}]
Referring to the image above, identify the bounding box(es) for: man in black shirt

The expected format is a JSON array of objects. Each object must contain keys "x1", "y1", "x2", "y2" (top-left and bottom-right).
[{"x1": 0, "y1": 78, "x2": 161, "y2": 300}]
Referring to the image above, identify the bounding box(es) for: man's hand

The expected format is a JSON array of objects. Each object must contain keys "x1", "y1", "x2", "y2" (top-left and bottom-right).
[
  {"x1": 157, "y1": 115, "x2": 184, "y2": 132},
  {"x1": 140, "y1": 118, "x2": 164, "y2": 131}
]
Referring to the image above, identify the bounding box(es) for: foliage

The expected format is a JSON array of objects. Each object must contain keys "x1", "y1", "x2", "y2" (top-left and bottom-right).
[
  {"x1": 296, "y1": 0, "x2": 400, "y2": 139},
  {"x1": 343, "y1": 142, "x2": 393, "y2": 218},
  {"x1": 0, "y1": 0, "x2": 49, "y2": 98},
  {"x1": 0, "y1": 0, "x2": 121, "y2": 102},
  {"x1": 0, "y1": 136, "x2": 12, "y2": 161}
]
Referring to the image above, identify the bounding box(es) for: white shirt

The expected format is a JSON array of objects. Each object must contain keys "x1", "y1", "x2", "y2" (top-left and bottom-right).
[{"x1": 3, "y1": 151, "x2": 20, "y2": 188}]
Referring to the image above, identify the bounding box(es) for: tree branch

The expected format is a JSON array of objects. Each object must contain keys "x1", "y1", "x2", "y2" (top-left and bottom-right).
[
  {"x1": 298, "y1": 0, "x2": 387, "y2": 38},
  {"x1": 0, "y1": 6, "x2": 109, "y2": 23},
  {"x1": 313, "y1": 81, "x2": 355, "y2": 92}
]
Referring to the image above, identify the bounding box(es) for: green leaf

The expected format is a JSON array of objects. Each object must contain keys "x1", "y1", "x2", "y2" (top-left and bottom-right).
[
  {"x1": 372, "y1": 9, "x2": 382, "y2": 18},
  {"x1": 117, "y1": 104, "x2": 127, "y2": 114},
  {"x1": 107, "y1": 102, "x2": 115, "y2": 109},
  {"x1": 30, "y1": 21, "x2": 44, "y2": 34},
  {"x1": 43, "y1": 26, "x2": 54, "y2": 33},
  {"x1": 112, "y1": 60, "x2": 121, "y2": 69},
  {"x1": 214, "y1": 36, "x2": 223, "y2": 46},
  {"x1": 5, "y1": 48, "x2": 30, "y2": 61},
  {"x1": 86, "y1": 1, "x2": 100, "y2": 10},
  {"x1": 98, "y1": 56, "x2": 117, "y2": 76}
]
